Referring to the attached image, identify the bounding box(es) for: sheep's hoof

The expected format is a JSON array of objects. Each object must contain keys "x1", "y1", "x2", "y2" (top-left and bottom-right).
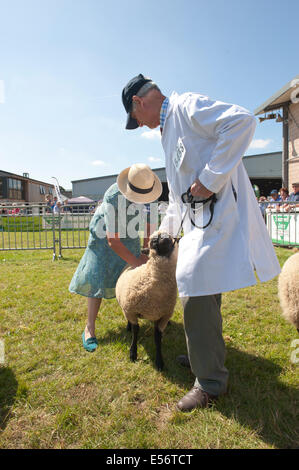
[{"x1": 130, "y1": 351, "x2": 137, "y2": 362}]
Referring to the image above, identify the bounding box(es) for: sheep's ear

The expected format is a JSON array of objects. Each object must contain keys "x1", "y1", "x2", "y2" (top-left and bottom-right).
[{"x1": 149, "y1": 235, "x2": 159, "y2": 251}]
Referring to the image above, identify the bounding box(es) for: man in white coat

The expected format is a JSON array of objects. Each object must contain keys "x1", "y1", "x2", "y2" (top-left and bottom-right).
[{"x1": 122, "y1": 74, "x2": 281, "y2": 412}]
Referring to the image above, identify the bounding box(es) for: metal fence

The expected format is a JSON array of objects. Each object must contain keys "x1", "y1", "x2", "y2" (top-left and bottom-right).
[
  {"x1": 0, "y1": 203, "x2": 94, "y2": 259},
  {"x1": 261, "y1": 201, "x2": 299, "y2": 247},
  {"x1": 0, "y1": 201, "x2": 298, "y2": 259}
]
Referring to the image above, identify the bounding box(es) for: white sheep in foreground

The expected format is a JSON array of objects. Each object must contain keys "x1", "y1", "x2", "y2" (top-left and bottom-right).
[
  {"x1": 278, "y1": 251, "x2": 299, "y2": 333},
  {"x1": 115, "y1": 231, "x2": 178, "y2": 370}
]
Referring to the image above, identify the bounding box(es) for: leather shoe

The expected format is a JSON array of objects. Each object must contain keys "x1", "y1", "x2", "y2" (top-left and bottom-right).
[
  {"x1": 176, "y1": 354, "x2": 191, "y2": 368},
  {"x1": 177, "y1": 387, "x2": 218, "y2": 412}
]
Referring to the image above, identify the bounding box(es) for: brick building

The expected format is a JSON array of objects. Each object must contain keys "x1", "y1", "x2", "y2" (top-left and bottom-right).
[
  {"x1": 0, "y1": 170, "x2": 55, "y2": 204},
  {"x1": 254, "y1": 74, "x2": 299, "y2": 192}
]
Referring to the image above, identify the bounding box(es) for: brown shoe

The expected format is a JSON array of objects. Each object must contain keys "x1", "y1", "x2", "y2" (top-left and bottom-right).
[{"x1": 177, "y1": 387, "x2": 218, "y2": 412}]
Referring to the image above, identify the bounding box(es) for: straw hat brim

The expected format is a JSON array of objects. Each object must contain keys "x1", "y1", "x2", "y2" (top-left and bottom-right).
[{"x1": 117, "y1": 167, "x2": 162, "y2": 204}]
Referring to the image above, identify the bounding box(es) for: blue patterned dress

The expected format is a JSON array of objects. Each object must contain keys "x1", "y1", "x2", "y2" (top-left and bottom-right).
[{"x1": 69, "y1": 183, "x2": 146, "y2": 299}]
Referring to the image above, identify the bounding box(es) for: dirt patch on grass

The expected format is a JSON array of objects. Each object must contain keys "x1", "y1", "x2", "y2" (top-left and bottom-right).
[{"x1": 155, "y1": 404, "x2": 175, "y2": 430}]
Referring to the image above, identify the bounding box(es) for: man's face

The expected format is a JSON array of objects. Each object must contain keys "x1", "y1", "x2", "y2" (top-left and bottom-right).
[
  {"x1": 131, "y1": 95, "x2": 160, "y2": 129},
  {"x1": 292, "y1": 184, "x2": 299, "y2": 193},
  {"x1": 272, "y1": 192, "x2": 278, "y2": 200}
]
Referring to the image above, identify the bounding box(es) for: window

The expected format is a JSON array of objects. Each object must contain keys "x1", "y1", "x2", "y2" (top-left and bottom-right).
[
  {"x1": 7, "y1": 178, "x2": 24, "y2": 200},
  {"x1": 39, "y1": 185, "x2": 46, "y2": 195}
]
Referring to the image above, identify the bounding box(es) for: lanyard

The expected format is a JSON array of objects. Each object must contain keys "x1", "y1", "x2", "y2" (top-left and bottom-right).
[{"x1": 174, "y1": 187, "x2": 217, "y2": 242}]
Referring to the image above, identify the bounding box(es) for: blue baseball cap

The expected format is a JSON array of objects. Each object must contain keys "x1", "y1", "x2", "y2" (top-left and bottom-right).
[{"x1": 122, "y1": 74, "x2": 152, "y2": 129}]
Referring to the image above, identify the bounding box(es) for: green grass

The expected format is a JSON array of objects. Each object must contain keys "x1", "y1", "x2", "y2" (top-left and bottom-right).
[{"x1": 0, "y1": 246, "x2": 298, "y2": 449}]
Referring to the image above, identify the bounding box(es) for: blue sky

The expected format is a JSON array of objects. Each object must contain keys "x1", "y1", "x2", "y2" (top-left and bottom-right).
[{"x1": 0, "y1": 0, "x2": 298, "y2": 190}]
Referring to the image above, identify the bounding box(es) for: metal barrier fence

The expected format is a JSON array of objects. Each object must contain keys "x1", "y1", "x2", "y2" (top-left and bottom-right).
[
  {"x1": 0, "y1": 201, "x2": 298, "y2": 259},
  {"x1": 0, "y1": 203, "x2": 94, "y2": 259},
  {"x1": 261, "y1": 201, "x2": 299, "y2": 247}
]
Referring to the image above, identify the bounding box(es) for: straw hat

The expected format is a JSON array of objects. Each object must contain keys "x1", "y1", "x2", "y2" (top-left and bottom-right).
[{"x1": 117, "y1": 163, "x2": 162, "y2": 204}]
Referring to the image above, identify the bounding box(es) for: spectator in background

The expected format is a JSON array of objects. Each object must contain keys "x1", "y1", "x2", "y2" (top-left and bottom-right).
[
  {"x1": 51, "y1": 196, "x2": 58, "y2": 210},
  {"x1": 258, "y1": 196, "x2": 268, "y2": 218},
  {"x1": 10, "y1": 203, "x2": 20, "y2": 215},
  {"x1": 279, "y1": 187, "x2": 289, "y2": 202},
  {"x1": 279, "y1": 187, "x2": 289, "y2": 211},
  {"x1": 45, "y1": 194, "x2": 53, "y2": 213},
  {"x1": 284, "y1": 182, "x2": 299, "y2": 212},
  {"x1": 267, "y1": 189, "x2": 281, "y2": 211},
  {"x1": 53, "y1": 200, "x2": 63, "y2": 215},
  {"x1": 289, "y1": 182, "x2": 299, "y2": 202}
]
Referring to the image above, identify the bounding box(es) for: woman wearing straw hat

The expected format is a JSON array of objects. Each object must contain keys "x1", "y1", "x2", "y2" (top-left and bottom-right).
[{"x1": 69, "y1": 163, "x2": 162, "y2": 352}]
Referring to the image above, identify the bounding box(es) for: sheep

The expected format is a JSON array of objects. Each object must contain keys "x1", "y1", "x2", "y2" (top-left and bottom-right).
[
  {"x1": 115, "y1": 231, "x2": 178, "y2": 370},
  {"x1": 278, "y1": 251, "x2": 299, "y2": 333}
]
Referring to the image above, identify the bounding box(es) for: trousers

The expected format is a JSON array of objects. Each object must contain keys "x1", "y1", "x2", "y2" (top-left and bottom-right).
[{"x1": 180, "y1": 294, "x2": 229, "y2": 396}]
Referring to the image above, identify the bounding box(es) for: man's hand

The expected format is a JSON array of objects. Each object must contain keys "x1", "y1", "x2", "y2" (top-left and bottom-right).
[{"x1": 190, "y1": 179, "x2": 214, "y2": 199}]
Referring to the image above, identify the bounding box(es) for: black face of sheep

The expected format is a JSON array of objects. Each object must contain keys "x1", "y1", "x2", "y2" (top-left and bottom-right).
[{"x1": 149, "y1": 232, "x2": 176, "y2": 258}]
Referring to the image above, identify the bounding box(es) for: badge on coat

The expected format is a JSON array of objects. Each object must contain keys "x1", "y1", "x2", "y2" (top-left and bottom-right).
[{"x1": 173, "y1": 137, "x2": 186, "y2": 170}]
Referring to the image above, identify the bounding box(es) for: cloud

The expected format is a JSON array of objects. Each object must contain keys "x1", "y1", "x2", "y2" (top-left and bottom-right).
[
  {"x1": 249, "y1": 139, "x2": 272, "y2": 149},
  {"x1": 148, "y1": 156, "x2": 163, "y2": 163},
  {"x1": 91, "y1": 160, "x2": 106, "y2": 166},
  {"x1": 141, "y1": 129, "x2": 161, "y2": 140}
]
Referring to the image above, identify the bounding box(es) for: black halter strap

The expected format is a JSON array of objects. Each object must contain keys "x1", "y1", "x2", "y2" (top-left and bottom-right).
[{"x1": 181, "y1": 187, "x2": 217, "y2": 230}]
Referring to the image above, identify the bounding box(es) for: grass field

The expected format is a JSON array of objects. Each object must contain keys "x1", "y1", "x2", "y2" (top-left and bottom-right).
[{"x1": 0, "y1": 246, "x2": 298, "y2": 449}]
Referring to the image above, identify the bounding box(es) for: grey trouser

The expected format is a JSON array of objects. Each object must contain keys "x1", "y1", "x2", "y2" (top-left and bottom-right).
[{"x1": 180, "y1": 294, "x2": 228, "y2": 396}]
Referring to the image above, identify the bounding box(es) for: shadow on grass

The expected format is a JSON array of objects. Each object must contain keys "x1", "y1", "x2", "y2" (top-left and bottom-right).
[
  {"x1": 0, "y1": 367, "x2": 18, "y2": 430},
  {"x1": 100, "y1": 319, "x2": 194, "y2": 388},
  {"x1": 100, "y1": 322, "x2": 298, "y2": 448},
  {"x1": 217, "y1": 346, "x2": 299, "y2": 449}
]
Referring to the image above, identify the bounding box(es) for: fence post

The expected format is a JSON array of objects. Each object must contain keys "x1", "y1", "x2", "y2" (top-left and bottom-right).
[
  {"x1": 58, "y1": 212, "x2": 62, "y2": 259},
  {"x1": 52, "y1": 211, "x2": 56, "y2": 261}
]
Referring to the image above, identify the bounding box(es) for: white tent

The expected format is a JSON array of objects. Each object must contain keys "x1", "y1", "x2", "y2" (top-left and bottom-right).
[{"x1": 67, "y1": 196, "x2": 95, "y2": 204}]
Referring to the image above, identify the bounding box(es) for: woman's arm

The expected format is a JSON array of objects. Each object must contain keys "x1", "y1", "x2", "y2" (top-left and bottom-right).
[{"x1": 106, "y1": 232, "x2": 147, "y2": 268}]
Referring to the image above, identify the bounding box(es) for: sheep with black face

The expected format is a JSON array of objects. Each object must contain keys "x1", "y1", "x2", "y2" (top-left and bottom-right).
[{"x1": 115, "y1": 231, "x2": 178, "y2": 370}]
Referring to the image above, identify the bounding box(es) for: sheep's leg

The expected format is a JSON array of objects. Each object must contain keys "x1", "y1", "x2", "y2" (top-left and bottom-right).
[
  {"x1": 154, "y1": 322, "x2": 164, "y2": 371},
  {"x1": 126, "y1": 321, "x2": 132, "y2": 332},
  {"x1": 130, "y1": 323, "x2": 139, "y2": 362}
]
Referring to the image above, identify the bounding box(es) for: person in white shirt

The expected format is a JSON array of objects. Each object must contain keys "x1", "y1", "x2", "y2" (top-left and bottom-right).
[{"x1": 122, "y1": 74, "x2": 281, "y2": 412}]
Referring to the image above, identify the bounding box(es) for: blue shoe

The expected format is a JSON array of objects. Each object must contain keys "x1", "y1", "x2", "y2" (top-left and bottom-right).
[{"x1": 82, "y1": 332, "x2": 98, "y2": 352}]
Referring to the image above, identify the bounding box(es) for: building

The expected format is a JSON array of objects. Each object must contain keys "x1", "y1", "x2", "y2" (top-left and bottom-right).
[
  {"x1": 72, "y1": 151, "x2": 282, "y2": 201},
  {"x1": 254, "y1": 74, "x2": 299, "y2": 192},
  {"x1": 72, "y1": 167, "x2": 169, "y2": 202},
  {"x1": 0, "y1": 170, "x2": 55, "y2": 204}
]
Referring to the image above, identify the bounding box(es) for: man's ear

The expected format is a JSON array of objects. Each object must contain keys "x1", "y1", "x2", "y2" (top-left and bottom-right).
[{"x1": 132, "y1": 95, "x2": 142, "y2": 107}]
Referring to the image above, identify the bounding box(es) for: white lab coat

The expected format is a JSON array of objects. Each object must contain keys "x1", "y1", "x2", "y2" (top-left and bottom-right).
[{"x1": 159, "y1": 91, "x2": 281, "y2": 297}]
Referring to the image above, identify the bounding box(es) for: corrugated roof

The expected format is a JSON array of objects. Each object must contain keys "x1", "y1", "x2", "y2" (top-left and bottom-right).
[{"x1": 254, "y1": 74, "x2": 299, "y2": 115}]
